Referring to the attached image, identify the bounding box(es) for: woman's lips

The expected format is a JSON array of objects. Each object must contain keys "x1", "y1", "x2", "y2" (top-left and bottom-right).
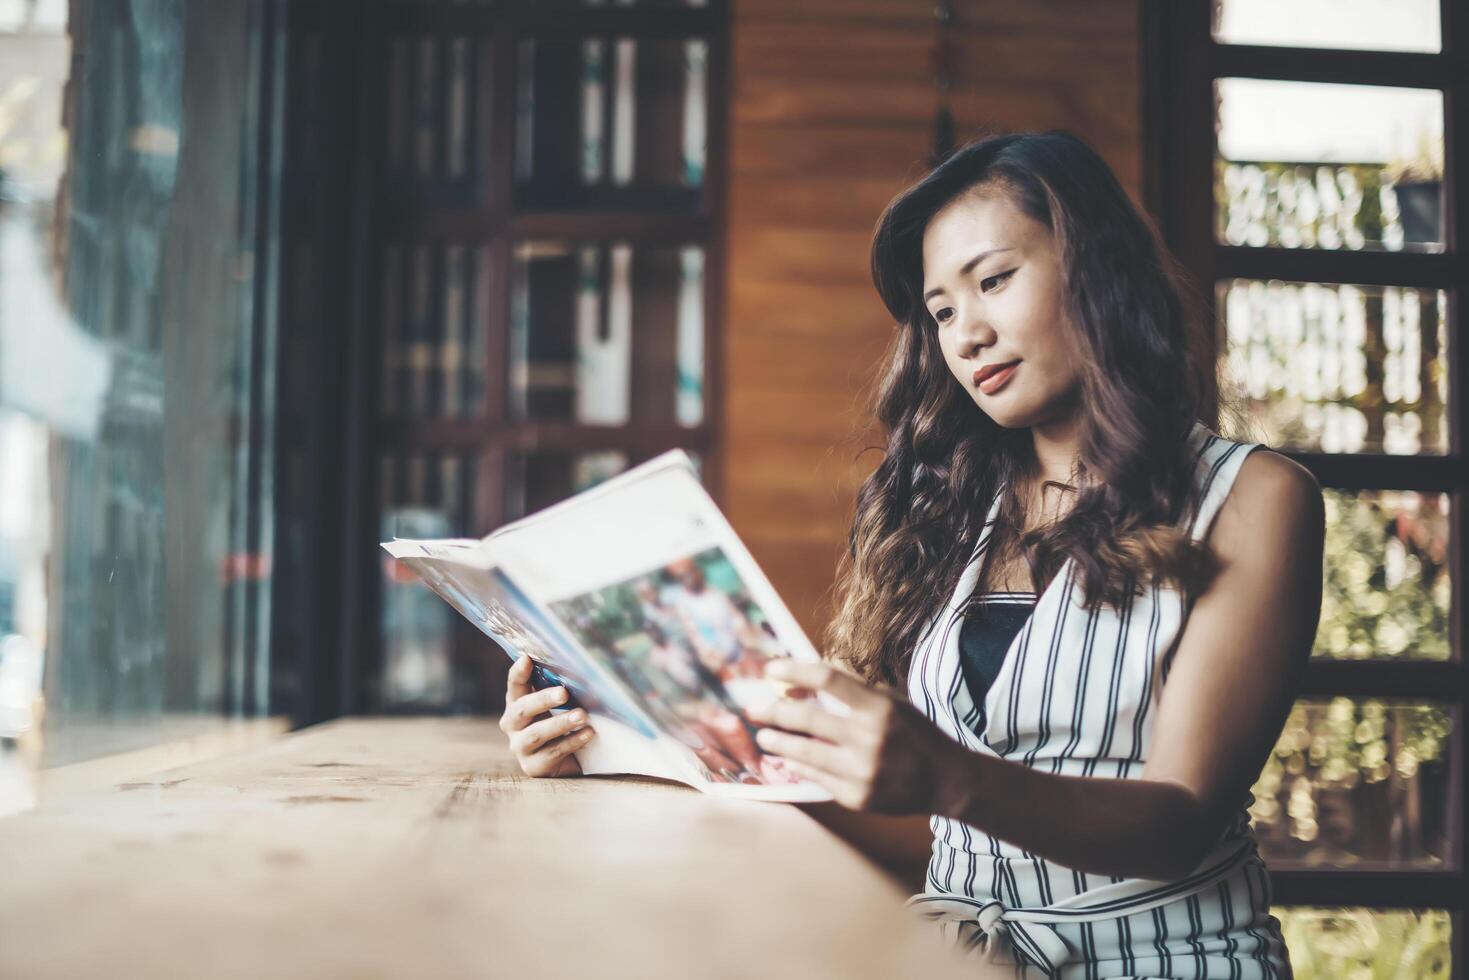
[{"x1": 975, "y1": 361, "x2": 1020, "y2": 395}]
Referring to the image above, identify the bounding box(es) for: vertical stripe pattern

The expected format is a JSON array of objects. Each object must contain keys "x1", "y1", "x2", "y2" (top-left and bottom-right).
[{"x1": 906, "y1": 423, "x2": 1292, "y2": 978}]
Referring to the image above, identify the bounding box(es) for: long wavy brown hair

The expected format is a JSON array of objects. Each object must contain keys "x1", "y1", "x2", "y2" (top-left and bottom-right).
[{"x1": 826, "y1": 130, "x2": 1220, "y2": 689}]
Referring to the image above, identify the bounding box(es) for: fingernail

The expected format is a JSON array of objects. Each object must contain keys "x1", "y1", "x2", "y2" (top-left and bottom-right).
[
  {"x1": 755, "y1": 728, "x2": 776, "y2": 747},
  {"x1": 765, "y1": 660, "x2": 792, "y2": 678},
  {"x1": 571, "y1": 710, "x2": 586, "y2": 723}
]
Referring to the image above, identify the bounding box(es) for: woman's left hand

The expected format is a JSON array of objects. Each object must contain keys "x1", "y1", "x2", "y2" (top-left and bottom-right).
[{"x1": 745, "y1": 659, "x2": 967, "y2": 814}]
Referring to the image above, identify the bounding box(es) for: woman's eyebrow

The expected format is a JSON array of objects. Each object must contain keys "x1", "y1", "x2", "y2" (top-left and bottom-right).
[{"x1": 923, "y1": 246, "x2": 1014, "y2": 302}]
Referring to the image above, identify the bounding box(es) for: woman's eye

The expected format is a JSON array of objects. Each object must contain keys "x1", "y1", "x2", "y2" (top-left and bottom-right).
[
  {"x1": 981, "y1": 269, "x2": 1016, "y2": 292},
  {"x1": 931, "y1": 270, "x2": 1014, "y2": 323}
]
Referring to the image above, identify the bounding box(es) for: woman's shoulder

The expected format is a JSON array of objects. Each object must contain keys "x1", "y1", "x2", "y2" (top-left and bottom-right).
[
  {"x1": 1209, "y1": 448, "x2": 1324, "y2": 556},
  {"x1": 1235, "y1": 448, "x2": 1319, "y2": 499}
]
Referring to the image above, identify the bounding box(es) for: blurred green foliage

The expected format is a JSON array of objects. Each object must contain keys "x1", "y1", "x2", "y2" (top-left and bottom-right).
[
  {"x1": 1278, "y1": 907, "x2": 1451, "y2": 980},
  {"x1": 1251, "y1": 699, "x2": 1450, "y2": 866},
  {"x1": 1250, "y1": 491, "x2": 1453, "y2": 868},
  {"x1": 1315, "y1": 490, "x2": 1450, "y2": 661}
]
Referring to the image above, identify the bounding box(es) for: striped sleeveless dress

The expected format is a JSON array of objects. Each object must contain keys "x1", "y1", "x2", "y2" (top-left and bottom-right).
[{"x1": 905, "y1": 422, "x2": 1293, "y2": 979}]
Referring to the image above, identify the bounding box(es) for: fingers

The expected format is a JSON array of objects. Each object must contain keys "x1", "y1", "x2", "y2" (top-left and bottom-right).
[
  {"x1": 745, "y1": 697, "x2": 850, "y2": 743},
  {"x1": 774, "y1": 756, "x2": 864, "y2": 805},
  {"x1": 498, "y1": 682, "x2": 569, "y2": 733},
  {"x1": 498, "y1": 658, "x2": 594, "y2": 778},
  {"x1": 506, "y1": 654, "x2": 535, "y2": 702},
  {"x1": 510, "y1": 707, "x2": 589, "y2": 756},
  {"x1": 749, "y1": 730, "x2": 868, "y2": 808},
  {"x1": 763, "y1": 659, "x2": 870, "y2": 709},
  {"x1": 753, "y1": 726, "x2": 855, "y2": 776},
  {"x1": 521, "y1": 725, "x2": 596, "y2": 778},
  {"x1": 781, "y1": 758, "x2": 857, "y2": 799}
]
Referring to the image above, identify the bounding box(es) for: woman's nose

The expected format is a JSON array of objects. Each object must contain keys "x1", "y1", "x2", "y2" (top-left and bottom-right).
[{"x1": 954, "y1": 311, "x2": 996, "y2": 355}]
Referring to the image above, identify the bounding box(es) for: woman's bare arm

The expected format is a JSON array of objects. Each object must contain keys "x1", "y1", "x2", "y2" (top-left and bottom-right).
[
  {"x1": 791, "y1": 652, "x2": 935, "y2": 889},
  {"x1": 930, "y1": 451, "x2": 1324, "y2": 880},
  {"x1": 794, "y1": 804, "x2": 934, "y2": 889}
]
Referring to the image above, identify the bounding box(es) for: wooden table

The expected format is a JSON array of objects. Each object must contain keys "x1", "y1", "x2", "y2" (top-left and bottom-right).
[{"x1": 0, "y1": 718, "x2": 992, "y2": 979}]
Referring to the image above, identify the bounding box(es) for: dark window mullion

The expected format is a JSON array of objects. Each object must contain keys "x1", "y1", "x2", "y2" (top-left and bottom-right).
[
  {"x1": 1272, "y1": 869, "x2": 1464, "y2": 908},
  {"x1": 1210, "y1": 43, "x2": 1452, "y2": 90},
  {"x1": 1282, "y1": 452, "x2": 1460, "y2": 492},
  {"x1": 1299, "y1": 660, "x2": 1462, "y2": 698},
  {"x1": 1215, "y1": 246, "x2": 1455, "y2": 290}
]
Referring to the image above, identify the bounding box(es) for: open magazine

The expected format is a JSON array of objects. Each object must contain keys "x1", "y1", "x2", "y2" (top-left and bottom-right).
[{"x1": 381, "y1": 450, "x2": 843, "y2": 802}]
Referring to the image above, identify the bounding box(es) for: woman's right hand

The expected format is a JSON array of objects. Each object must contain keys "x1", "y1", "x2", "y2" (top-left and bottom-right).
[{"x1": 498, "y1": 654, "x2": 594, "y2": 777}]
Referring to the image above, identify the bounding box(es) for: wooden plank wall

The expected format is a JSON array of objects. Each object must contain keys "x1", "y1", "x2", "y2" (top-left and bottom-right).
[{"x1": 721, "y1": 0, "x2": 1143, "y2": 651}]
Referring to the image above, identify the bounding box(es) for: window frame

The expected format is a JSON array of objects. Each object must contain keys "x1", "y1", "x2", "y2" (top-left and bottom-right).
[{"x1": 1141, "y1": 0, "x2": 1467, "y2": 960}]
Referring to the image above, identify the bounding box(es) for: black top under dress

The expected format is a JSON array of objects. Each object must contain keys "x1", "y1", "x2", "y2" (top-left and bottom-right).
[{"x1": 957, "y1": 591, "x2": 1037, "y2": 733}]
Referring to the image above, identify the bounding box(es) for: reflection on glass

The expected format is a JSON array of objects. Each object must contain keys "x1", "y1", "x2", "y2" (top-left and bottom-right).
[
  {"x1": 1250, "y1": 699, "x2": 1452, "y2": 869},
  {"x1": 510, "y1": 241, "x2": 704, "y2": 425},
  {"x1": 506, "y1": 450, "x2": 628, "y2": 522},
  {"x1": 1218, "y1": 279, "x2": 1448, "y2": 454},
  {"x1": 1215, "y1": 79, "x2": 1444, "y2": 251},
  {"x1": 0, "y1": 2, "x2": 278, "y2": 790},
  {"x1": 1213, "y1": 0, "x2": 1441, "y2": 53},
  {"x1": 1276, "y1": 908, "x2": 1451, "y2": 980},
  {"x1": 1317, "y1": 490, "x2": 1449, "y2": 660},
  {"x1": 517, "y1": 36, "x2": 707, "y2": 206}
]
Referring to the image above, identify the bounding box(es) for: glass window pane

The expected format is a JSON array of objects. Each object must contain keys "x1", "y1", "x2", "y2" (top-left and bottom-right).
[
  {"x1": 1317, "y1": 490, "x2": 1450, "y2": 660},
  {"x1": 0, "y1": 0, "x2": 25, "y2": 30},
  {"x1": 1215, "y1": 79, "x2": 1444, "y2": 252},
  {"x1": 511, "y1": 241, "x2": 704, "y2": 426},
  {"x1": 0, "y1": 1, "x2": 278, "y2": 787},
  {"x1": 1218, "y1": 279, "x2": 1448, "y2": 454},
  {"x1": 1213, "y1": 0, "x2": 1441, "y2": 53},
  {"x1": 1251, "y1": 699, "x2": 1453, "y2": 869},
  {"x1": 1276, "y1": 908, "x2": 1451, "y2": 979},
  {"x1": 517, "y1": 36, "x2": 707, "y2": 207}
]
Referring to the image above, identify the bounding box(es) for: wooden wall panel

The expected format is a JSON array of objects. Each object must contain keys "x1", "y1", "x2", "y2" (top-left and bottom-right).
[{"x1": 722, "y1": 0, "x2": 1143, "y2": 645}]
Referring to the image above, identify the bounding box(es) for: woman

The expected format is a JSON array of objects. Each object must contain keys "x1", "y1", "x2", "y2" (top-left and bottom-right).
[
  {"x1": 744, "y1": 131, "x2": 1323, "y2": 977},
  {"x1": 500, "y1": 130, "x2": 1323, "y2": 977}
]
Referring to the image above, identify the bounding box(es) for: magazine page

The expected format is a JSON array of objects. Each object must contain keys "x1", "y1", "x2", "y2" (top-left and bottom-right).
[
  {"x1": 477, "y1": 452, "x2": 840, "y2": 803},
  {"x1": 380, "y1": 541, "x2": 710, "y2": 789}
]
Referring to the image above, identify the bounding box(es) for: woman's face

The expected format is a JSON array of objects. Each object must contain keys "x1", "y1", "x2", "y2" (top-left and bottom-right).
[{"x1": 920, "y1": 186, "x2": 1083, "y2": 429}]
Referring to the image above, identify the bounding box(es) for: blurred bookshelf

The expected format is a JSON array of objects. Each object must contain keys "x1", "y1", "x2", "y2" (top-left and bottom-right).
[{"x1": 274, "y1": 0, "x2": 728, "y2": 716}]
